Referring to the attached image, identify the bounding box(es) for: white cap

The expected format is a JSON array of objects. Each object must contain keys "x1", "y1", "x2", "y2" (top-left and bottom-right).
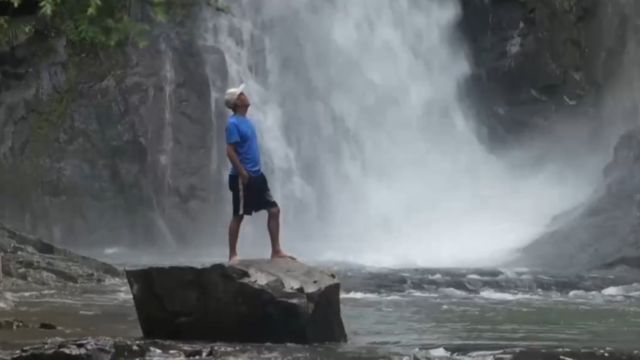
[{"x1": 224, "y1": 83, "x2": 246, "y2": 109}]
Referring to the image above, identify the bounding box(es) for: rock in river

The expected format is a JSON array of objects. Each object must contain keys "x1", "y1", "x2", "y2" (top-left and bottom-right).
[{"x1": 125, "y1": 259, "x2": 348, "y2": 344}]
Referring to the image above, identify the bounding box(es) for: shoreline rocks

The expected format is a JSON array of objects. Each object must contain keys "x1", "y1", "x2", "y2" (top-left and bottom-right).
[
  {"x1": 4, "y1": 337, "x2": 640, "y2": 360},
  {"x1": 0, "y1": 222, "x2": 122, "y2": 287}
]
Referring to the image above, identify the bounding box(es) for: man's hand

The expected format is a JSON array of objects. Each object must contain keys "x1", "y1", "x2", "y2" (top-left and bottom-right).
[
  {"x1": 240, "y1": 170, "x2": 250, "y2": 185},
  {"x1": 227, "y1": 144, "x2": 250, "y2": 184}
]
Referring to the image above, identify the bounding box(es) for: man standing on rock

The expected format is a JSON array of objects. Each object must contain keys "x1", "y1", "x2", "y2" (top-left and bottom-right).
[{"x1": 224, "y1": 84, "x2": 293, "y2": 264}]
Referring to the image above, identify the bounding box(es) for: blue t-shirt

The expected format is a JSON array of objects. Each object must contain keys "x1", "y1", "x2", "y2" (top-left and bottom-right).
[{"x1": 226, "y1": 114, "x2": 262, "y2": 176}]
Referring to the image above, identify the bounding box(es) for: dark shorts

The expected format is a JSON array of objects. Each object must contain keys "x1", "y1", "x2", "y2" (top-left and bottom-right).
[{"x1": 229, "y1": 173, "x2": 278, "y2": 216}]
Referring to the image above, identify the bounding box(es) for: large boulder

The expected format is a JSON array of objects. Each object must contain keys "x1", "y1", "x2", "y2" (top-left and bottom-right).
[{"x1": 125, "y1": 259, "x2": 347, "y2": 344}]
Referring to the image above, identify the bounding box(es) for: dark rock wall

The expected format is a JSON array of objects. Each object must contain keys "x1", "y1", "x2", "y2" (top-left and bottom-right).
[
  {"x1": 460, "y1": 0, "x2": 640, "y2": 146},
  {"x1": 465, "y1": 0, "x2": 640, "y2": 271},
  {"x1": 0, "y1": 4, "x2": 229, "y2": 250}
]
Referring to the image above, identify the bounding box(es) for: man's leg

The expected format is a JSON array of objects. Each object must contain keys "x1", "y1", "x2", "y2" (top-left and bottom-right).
[
  {"x1": 256, "y1": 174, "x2": 294, "y2": 260},
  {"x1": 228, "y1": 215, "x2": 243, "y2": 263},
  {"x1": 267, "y1": 206, "x2": 294, "y2": 259},
  {"x1": 267, "y1": 206, "x2": 282, "y2": 257}
]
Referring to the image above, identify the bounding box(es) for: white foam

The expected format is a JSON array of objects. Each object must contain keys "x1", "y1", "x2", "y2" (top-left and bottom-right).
[
  {"x1": 439, "y1": 288, "x2": 470, "y2": 297},
  {"x1": 601, "y1": 283, "x2": 640, "y2": 297},
  {"x1": 427, "y1": 347, "x2": 451, "y2": 357},
  {"x1": 340, "y1": 292, "x2": 403, "y2": 300},
  {"x1": 479, "y1": 290, "x2": 540, "y2": 301},
  {"x1": 0, "y1": 299, "x2": 13, "y2": 310},
  {"x1": 405, "y1": 290, "x2": 438, "y2": 298}
]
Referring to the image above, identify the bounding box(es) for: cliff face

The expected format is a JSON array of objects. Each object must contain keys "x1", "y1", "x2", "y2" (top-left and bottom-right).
[
  {"x1": 0, "y1": 4, "x2": 231, "y2": 250},
  {"x1": 459, "y1": 0, "x2": 640, "y2": 270},
  {"x1": 460, "y1": 0, "x2": 640, "y2": 146},
  {"x1": 517, "y1": 128, "x2": 640, "y2": 271}
]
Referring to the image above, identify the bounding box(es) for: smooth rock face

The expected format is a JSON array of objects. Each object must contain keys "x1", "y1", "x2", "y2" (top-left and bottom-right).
[
  {"x1": 517, "y1": 127, "x2": 640, "y2": 271},
  {"x1": 125, "y1": 259, "x2": 347, "y2": 344}
]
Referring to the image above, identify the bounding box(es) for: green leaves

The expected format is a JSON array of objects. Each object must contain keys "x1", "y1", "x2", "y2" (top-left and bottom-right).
[
  {"x1": 38, "y1": 0, "x2": 60, "y2": 16},
  {"x1": 1, "y1": 0, "x2": 229, "y2": 51},
  {"x1": 87, "y1": 0, "x2": 102, "y2": 16}
]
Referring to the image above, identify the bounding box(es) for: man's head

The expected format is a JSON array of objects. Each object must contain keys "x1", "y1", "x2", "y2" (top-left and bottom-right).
[{"x1": 225, "y1": 84, "x2": 250, "y2": 113}]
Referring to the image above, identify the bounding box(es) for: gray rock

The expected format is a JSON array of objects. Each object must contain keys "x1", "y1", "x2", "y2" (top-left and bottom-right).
[
  {"x1": 37, "y1": 322, "x2": 57, "y2": 330},
  {"x1": 0, "y1": 1, "x2": 229, "y2": 252},
  {"x1": 516, "y1": 127, "x2": 640, "y2": 271},
  {"x1": 0, "y1": 319, "x2": 58, "y2": 331},
  {"x1": 125, "y1": 259, "x2": 348, "y2": 344},
  {"x1": 459, "y1": 0, "x2": 639, "y2": 145},
  {"x1": 0, "y1": 319, "x2": 27, "y2": 331},
  {"x1": 0, "y1": 222, "x2": 122, "y2": 286},
  {"x1": 7, "y1": 338, "x2": 640, "y2": 360}
]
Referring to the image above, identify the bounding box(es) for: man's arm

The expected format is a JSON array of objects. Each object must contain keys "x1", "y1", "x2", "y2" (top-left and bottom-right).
[
  {"x1": 226, "y1": 144, "x2": 249, "y2": 184},
  {"x1": 225, "y1": 122, "x2": 249, "y2": 184}
]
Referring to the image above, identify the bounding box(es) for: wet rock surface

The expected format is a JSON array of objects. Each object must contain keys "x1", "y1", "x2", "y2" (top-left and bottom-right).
[
  {"x1": 3, "y1": 338, "x2": 640, "y2": 360},
  {"x1": 0, "y1": 222, "x2": 121, "y2": 287},
  {"x1": 459, "y1": 0, "x2": 640, "y2": 143},
  {"x1": 126, "y1": 259, "x2": 347, "y2": 344}
]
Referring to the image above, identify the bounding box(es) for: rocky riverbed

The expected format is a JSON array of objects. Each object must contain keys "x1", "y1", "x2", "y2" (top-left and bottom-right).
[{"x1": 1, "y1": 226, "x2": 640, "y2": 359}]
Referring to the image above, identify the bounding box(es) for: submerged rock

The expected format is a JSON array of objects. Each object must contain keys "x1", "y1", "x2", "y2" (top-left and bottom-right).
[
  {"x1": 0, "y1": 319, "x2": 58, "y2": 331},
  {"x1": 0, "y1": 319, "x2": 27, "y2": 331},
  {"x1": 125, "y1": 259, "x2": 347, "y2": 344}
]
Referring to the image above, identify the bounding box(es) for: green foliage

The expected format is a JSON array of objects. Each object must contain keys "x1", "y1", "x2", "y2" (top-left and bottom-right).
[
  {"x1": 61, "y1": 3, "x2": 148, "y2": 48},
  {"x1": 0, "y1": 0, "x2": 229, "y2": 50}
]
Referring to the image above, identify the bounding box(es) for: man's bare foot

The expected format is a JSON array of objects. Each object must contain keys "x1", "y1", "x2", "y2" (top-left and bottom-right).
[
  {"x1": 228, "y1": 255, "x2": 240, "y2": 265},
  {"x1": 271, "y1": 250, "x2": 297, "y2": 261}
]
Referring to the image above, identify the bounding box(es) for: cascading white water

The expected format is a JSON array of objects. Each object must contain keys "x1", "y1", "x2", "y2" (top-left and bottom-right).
[{"x1": 205, "y1": 0, "x2": 597, "y2": 267}]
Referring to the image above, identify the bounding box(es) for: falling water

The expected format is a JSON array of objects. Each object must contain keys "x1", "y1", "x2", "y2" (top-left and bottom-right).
[{"x1": 201, "y1": 0, "x2": 598, "y2": 267}]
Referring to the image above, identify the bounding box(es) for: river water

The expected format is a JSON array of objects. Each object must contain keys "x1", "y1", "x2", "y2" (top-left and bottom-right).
[{"x1": 2, "y1": 266, "x2": 639, "y2": 358}]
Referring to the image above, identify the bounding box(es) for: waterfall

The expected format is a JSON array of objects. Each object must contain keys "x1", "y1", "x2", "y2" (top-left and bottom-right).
[{"x1": 200, "y1": 0, "x2": 597, "y2": 267}]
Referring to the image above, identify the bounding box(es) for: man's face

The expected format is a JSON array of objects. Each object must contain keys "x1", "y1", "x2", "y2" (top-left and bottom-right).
[{"x1": 236, "y1": 92, "x2": 250, "y2": 108}]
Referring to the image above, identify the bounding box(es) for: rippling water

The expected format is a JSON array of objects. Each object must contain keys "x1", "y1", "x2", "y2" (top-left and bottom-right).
[{"x1": 1, "y1": 267, "x2": 640, "y2": 358}]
